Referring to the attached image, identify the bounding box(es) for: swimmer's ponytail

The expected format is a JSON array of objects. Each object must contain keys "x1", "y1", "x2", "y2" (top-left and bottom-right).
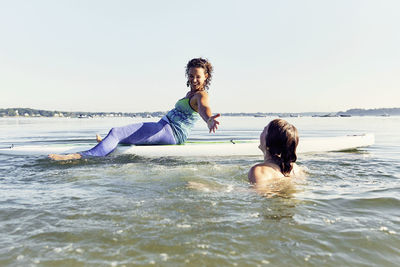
[{"x1": 266, "y1": 119, "x2": 299, "y2": 177}]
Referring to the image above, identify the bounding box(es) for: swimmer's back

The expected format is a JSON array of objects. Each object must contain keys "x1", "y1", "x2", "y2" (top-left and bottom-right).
[{"x1": 248, "y1": 162, "x2": 302, "y2": 185}]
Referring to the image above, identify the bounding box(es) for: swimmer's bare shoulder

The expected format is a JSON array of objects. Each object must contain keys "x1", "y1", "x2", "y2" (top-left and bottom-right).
[
  {"x1": 249, "y1": 162, "x2": 305, "y2": 184},
  {"x1": 248, "y1": 163, "x2": 282, "y2": 184},
  {"x1": 291, "y1": 163, "x2": 306, "y2": 178}
]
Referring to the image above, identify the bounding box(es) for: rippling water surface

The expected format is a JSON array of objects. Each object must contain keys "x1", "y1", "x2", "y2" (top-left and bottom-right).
[{"x1": 0, "y1": 116, "x2": 399, "y2": 266}]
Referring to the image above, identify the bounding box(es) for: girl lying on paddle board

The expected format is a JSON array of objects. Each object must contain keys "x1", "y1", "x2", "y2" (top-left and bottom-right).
[{"x1": 49, "y1": 58, "x2": 220, "y2": 160}]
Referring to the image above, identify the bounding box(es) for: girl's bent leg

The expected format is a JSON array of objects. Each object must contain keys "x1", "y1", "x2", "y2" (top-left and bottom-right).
[
  {"x1": 80, "y1": 123, "x2": 144, "y2": 157},
  {"x1": 80, "y1": 120, "x2": 176, "y2": 157},
  {"x1": 121, "y1": 120, "x2": 176, "y2": 145}
]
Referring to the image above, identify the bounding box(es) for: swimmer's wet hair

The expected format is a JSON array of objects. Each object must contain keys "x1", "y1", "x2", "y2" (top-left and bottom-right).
[
  {"x1": 186, "y1": 58, "x2": 213, "y2": 90},
  {"x1": 265, "y1": 119, "x2": 299, "y2": 176}
]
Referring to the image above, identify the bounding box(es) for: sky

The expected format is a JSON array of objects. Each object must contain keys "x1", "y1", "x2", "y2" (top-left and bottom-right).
[{"x1": 0, "y1": 0, "x2": 399, "y2": 113}]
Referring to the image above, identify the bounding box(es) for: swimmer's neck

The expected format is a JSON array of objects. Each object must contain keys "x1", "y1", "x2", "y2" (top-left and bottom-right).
[{"x1": 263, "y1": 151, "x2": 273, "y2": 163}]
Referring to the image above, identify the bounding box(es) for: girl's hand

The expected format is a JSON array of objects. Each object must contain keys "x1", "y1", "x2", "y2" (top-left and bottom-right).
[{"x1": 207, "y1": 114, "x2": 221, "y2": 133}]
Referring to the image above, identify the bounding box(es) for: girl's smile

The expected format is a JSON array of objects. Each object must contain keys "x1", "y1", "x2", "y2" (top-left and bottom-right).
[{"x1": 188, "y1": 67, "x2": 208, "y2": 91}]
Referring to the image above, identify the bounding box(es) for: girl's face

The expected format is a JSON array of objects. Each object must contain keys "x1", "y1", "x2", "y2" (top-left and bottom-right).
[
  {"x1": 188, "y1": 67, "x2": 208, "y2": 91},
  {"x1": 259, "y1": 123, "x2": 270, "y2": 155}
]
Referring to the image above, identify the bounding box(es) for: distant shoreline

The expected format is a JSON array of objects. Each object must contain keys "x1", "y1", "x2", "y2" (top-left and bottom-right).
[{"x1": 1, "y1": 107, "x2": 399, "y2": 118}]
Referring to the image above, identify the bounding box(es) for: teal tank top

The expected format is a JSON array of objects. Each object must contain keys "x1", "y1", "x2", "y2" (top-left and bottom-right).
[{"x1": 166, "y1": 98, "x2": 200, "y2": 144}]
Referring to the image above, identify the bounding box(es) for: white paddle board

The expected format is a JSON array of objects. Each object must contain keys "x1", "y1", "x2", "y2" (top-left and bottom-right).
[{"x1": 0, "y1": 133, "x2": 374, "y2": 157}]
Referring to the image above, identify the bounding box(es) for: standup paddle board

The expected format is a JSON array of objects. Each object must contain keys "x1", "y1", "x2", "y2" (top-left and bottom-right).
[{"x1": 0, "y1": 133, "x2": 374, "y2": 157}]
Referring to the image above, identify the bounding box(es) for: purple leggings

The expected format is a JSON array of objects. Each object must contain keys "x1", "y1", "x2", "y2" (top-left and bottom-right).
[{"x1": 80, "y1": 118, "x2": 177, "y2": 157}]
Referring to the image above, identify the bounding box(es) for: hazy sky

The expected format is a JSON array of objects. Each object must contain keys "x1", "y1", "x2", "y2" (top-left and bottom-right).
[{"x1": 1, "y1": 0, "x2": 399, "y2": 113}]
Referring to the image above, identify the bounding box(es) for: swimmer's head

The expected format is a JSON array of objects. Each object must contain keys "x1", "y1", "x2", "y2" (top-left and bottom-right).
[
  {"x1": 261, "y1": 119, "x2": 299, "y2": 176},
  {"x1": 185, "y1": 58, "x2": 213, "y2": 90}
]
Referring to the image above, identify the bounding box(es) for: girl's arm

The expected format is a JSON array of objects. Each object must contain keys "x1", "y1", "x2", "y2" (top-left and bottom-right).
[{"x1": 195, "y1": 92, "x2": 220, "y2": 133}]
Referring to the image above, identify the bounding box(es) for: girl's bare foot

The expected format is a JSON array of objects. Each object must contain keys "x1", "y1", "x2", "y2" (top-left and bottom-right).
[
  {"x1": 48, "y1": 153, "x2": 82, "y2": 161},
  {"x1": 96, "y1": 134, "x2": 102, "y2": 143}
]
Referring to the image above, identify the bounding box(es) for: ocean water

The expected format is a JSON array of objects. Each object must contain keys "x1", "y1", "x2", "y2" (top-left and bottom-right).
[{"x1": 0, "y1": 116, "x2": 399, "y2": 266}]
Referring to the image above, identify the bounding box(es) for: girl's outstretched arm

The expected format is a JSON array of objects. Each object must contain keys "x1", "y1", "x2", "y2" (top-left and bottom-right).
[{"x1": 195, "y1": 91, "x2": 220, "y2": 133}]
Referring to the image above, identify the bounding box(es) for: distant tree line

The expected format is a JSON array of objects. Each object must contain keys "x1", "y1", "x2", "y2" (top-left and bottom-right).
[
  {"x1": 0, "y1": 108, "x2": 166, "y2": 118},
  {"x1": 1, "y1": 107, "x2": 399, "y2": 118},
  {"x1": 337, "y1": 108, "x2": 400, "y2": 116}
]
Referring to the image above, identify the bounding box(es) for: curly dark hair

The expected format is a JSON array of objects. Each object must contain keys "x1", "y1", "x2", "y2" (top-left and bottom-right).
[
  {"x1": 265, "y1": 119, "x2": 299, "y2": 177},
  {"x1": 185, "y1": 58, "x2": 213, "y2": 90}
]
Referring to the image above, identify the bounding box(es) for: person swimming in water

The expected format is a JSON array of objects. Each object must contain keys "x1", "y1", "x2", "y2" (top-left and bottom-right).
[
  {"x1": 49, "y1": 58, "x2": 220, "y2": 160},
  {"x1": 248, "y1": 119, "x2": 303, "y2": 193}
]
